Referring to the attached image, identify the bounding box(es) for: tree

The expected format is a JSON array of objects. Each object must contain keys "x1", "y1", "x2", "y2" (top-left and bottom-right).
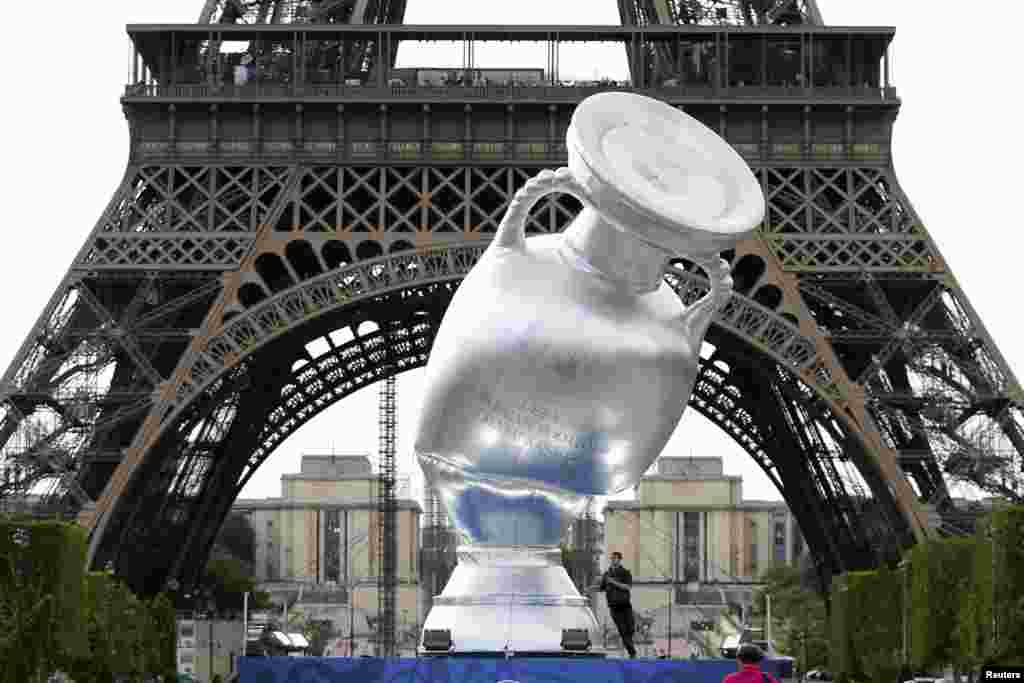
[
  {"x1": 198, "y1": 555, "x2": 272, "y2": 616},
  {"x1": 753, "y1": 565, "x2": 830, "y2": 672},
  {"x1": 212, "y1": 512, "x2": 257, "y2": 571},
  {"x1": 305, "y1": 618, "x2": 337, "y2": 657}
]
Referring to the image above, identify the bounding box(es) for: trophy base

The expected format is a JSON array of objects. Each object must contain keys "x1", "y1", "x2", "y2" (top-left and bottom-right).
[{"x1": 418, "y1": 546, "x2": 605, "y2": 657}]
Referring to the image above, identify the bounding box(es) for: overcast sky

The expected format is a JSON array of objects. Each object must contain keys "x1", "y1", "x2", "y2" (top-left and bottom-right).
[{"x1": 0, "y1": 1, "x2": 1019, "y2": 512}]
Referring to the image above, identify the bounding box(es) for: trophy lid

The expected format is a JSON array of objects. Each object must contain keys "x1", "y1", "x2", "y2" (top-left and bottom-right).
[{"x1": 567, "y1": 91, "x2": 765, "y2": 258}]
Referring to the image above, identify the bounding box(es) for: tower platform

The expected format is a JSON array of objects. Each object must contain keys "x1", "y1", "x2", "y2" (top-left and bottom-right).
[{"x1": 238, "y1": 656, "x2": 795, "y2": 683}]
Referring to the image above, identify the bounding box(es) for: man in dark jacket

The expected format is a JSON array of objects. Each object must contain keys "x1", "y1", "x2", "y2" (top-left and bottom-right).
[{"x1": 591, "y1": 551, "x2": 637, "y2": 658}]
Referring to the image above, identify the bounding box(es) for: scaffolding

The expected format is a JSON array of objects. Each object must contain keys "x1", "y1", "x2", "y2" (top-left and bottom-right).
[
  {"x1": 419, "y1": 480, "x2": 456, "y2": 617},
  {"x1": 376, "y1": 371, "x2": 397, "y2": 657}
]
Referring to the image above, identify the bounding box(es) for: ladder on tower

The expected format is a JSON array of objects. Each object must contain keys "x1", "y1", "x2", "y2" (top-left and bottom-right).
[{"x1": 376, "y1": 370, "x2": 397, "y2": 657}]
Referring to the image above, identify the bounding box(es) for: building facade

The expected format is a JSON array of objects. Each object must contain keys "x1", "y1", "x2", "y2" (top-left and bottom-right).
[
  {"x1": 588, "y1": 456, "x2": 807, "y2": 657},
  {"x1": 232, "y1": 454, "x2": 422, "y2": 655},
  {"x1": 228, "y1": 454, "x2": 805, "y2": 658},
  {"x1": 176, "y1": 618, "x2": 244, "y2": 681}
]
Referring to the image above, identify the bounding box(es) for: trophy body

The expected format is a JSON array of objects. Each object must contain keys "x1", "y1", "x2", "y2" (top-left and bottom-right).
[{"x1": 415, "y1": 92, "x2": 765, "y2": 656}]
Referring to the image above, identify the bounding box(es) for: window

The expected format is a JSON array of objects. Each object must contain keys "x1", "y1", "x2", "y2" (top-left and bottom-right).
[
  {"x1": 683, "y1": 512, "x2": 700, "y2": 582},
  {"x1": 325, "y1": 508, "x2": 341, "y2": 583},
  {"x1": 749, "y1": 519, "x2": 758, "y2": 576},
  {"x1": 773, "y1": 521, "x2": 787, "y2": 564}
]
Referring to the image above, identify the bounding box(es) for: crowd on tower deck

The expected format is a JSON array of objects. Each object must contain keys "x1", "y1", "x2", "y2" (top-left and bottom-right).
[{"x1": 130, "y1": 39, "x2": 884, "y2": 95}]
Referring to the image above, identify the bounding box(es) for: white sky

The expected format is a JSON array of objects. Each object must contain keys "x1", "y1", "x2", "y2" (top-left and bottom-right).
[{"x1": 1, "y1": 1, "x2": 1020, "y2": 512}]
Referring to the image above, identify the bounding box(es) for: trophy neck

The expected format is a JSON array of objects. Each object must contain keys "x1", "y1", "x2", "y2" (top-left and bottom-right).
[{"x1": 562, "y1": 206, "x2": 671, "y2": 294}]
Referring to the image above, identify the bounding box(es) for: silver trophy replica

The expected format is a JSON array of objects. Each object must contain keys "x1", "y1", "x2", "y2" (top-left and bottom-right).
[{"x1": 414, "y1": 91, "x2": 765, "y2": 656}]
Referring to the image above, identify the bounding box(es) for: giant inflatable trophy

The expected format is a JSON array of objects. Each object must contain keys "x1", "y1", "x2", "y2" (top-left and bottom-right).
[{"x1": 414, "y1": 92, "x2": 765, "y2": 655}]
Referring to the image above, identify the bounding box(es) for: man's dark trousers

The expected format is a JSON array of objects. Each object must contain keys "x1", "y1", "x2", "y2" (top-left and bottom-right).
[{"x1": 609, "y1": 604, "x2": 637, "y2": 657}]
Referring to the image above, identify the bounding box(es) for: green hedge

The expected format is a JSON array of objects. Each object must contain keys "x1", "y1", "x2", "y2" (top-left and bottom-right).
[
  {"x1": 908, "y1": 536, "x2": 976, "y2": 671},
  {"x1": 847, "y1": 566, "x2": 904, "y2": 682},
  {"x1": 829, "y1": 504, "x2": 1024, "y2": 678},
  {"x1": 956, "y1": 521, "x2": 993, "y2": 670},
  {"x1": 829, "y1": 567, "x2": 904, "y2": 683},
  {"x1": 828, "y1": 575, "x2": 856, "y2": 682},
  {"x1": 990, "y1": 505, "x2": 1024, "y2": 664},
  {"x1": 0, "y1": 518, "x2": 177, "y2": 683},
  {"x1": 0, "y1": 518, "x2": 88, "y2": 683}
]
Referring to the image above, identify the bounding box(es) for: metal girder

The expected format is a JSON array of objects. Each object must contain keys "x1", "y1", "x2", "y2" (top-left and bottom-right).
[
  {"x1": 83, "y1": 234, "x2": 825, "y2": 585},
  {"x1": 16, "y1": 1, "x2": 1023, "y2": 604},
  {"x1": 74, "y1": 286, "x2": 164, "y2": 388},
  {"x1": 1, "y1": 400, "x2": 92, "y2": 508},
  {"x1": 76, "y1": 164, "x2": 939, "y2": 274},
  {"x1": 4, "y1": 148, "x2": 1018, "y2": 584},
  {"x1": 4, "y1": 63, "x2": 1022, "y2": 599},
  {"x1": 47, "y1": 144, "x2": 1020, "y2": 583},
  {"x1": 89, "y1": 164, "x2": 292, "y2": 236},
  {"x1": 617, "y1": 0, "x2": 824, "y2": 87},
  {"x1": 620, "y1": 0, "x2": 823, "y2": 27},
  {"x1": 760, "y1": 166, "x2": 938, "y2": 272},
  {"x1": 202, "y1": 0, "x2": 405, "y2": 24},
  {"x1": 95, "y1": 279, "x2": 894, "y2": 598},
  {"x1": 158, "y1": 246, "x2": 818, "y2": 420}
]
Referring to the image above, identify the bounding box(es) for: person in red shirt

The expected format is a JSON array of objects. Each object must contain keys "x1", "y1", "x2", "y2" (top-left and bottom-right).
[{"x1": 724, "y1": 644, "x2": 779, "y2": 683}]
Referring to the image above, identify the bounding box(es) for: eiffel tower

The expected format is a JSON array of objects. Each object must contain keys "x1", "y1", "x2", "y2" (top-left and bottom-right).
[{"x1": 1, "y1": 0, "x2": 1021, "y2": 605}]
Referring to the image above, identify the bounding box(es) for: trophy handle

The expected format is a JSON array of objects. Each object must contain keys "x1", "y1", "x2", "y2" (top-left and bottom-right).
[
  {"x1": 491, "y1": 167, "x2": 592, "y2": 251},
  {"x1": 489, "y1": 164, "x2": 734, "y2": 336},
  {"x1": 680, "y1": 256, "x2": 734, "y2": 341}
]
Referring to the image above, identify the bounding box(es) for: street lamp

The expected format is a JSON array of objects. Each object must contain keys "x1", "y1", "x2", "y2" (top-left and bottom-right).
[
  {"x1": 349, "y1": 601, "x2": 356, "y2": 656},
  {"x1": 400, "y1": 609, "x2": 409, "y2": 656},
  {"x1": 667, "y1": 594, "x2": 673, "y2": 658},
  {"x1": 203, "y1": 586, "x2": 216, "y2": 680}
]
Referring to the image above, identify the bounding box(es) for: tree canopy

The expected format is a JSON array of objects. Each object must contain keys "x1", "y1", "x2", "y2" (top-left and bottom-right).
[{"x1": 752, "y1": 564, "x2": 830, "y2": 672}]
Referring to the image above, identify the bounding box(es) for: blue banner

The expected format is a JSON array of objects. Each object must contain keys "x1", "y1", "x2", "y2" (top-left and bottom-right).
[{"x1": 239, "y1": 656, "x2": 792, "y2": 683}]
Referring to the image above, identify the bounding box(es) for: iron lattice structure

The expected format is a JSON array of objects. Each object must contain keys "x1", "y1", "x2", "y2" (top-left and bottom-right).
[
  {"x1": 376, "y1": 371, "x2": 397, "y2": 657},
  {"x1": 0, "y1": 4, "x2": 1021, "y2": 602},
  {"x1": 618, "y1": 0, "x2": 823, "y2": 92},
  {"x1": 200, "y1": 0, "x2": 408, "y2": 25},
  {"x1": 618, "y1": 0, "x2": 823, "y2": 28}
]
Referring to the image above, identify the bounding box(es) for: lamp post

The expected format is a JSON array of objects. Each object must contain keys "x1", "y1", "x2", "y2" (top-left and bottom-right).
[
  {"x1": 349, "y1": 601, "x2": 355, "y2": 656},
  {"x1": 204, "y1": 587, "x2": 215, "y2": 680},
  {"x1": 667, "y1": 590, "x2": 673, "y2": 658},
  {"x1": 801, "y1": 626, "x2": 807, "y2": 677},
  {"x1": 685, "y1": 607, "x2": 690, "y2": 657},
  {"x1": 400, "y1": 609, "x2": 409, "y2": 657},
  {"x1": 332, "y1": 526, "x2": 371, "y2": 657},
  {"x1": 242, "y1": 591, "x2": 249, "y2": 664}
]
